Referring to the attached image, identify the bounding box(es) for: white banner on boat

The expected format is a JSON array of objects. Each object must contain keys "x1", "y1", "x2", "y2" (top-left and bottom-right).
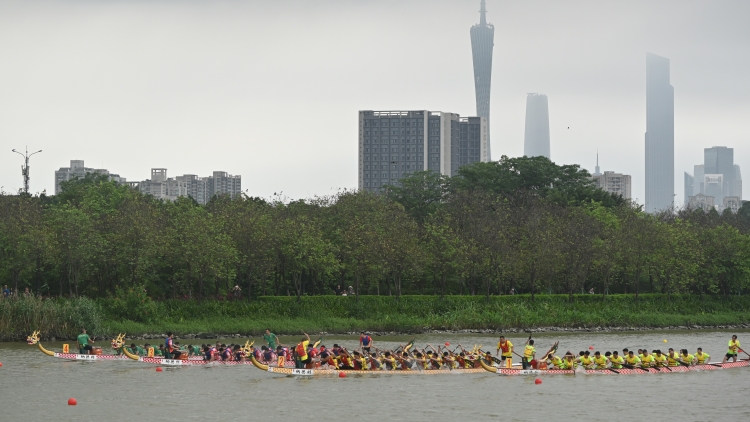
[
  {"x1": 292, "y1": 369, "x2": 313, "y2": 376},
  {"x1": 160, "y1": 359, "x2": 184, "y2": 366},
  {"x1": 75, "y1": 354, "x2": 98, "y2": 360}
]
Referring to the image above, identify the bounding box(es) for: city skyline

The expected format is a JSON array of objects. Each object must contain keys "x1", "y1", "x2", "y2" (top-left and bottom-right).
[{"x1": 1, "y1": 1, "x2": 749, "y2": 205}]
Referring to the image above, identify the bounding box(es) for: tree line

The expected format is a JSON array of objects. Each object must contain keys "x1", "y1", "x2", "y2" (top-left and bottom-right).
[{"x1": 2, "y1": 155, "x2": 750, "y2": 302}]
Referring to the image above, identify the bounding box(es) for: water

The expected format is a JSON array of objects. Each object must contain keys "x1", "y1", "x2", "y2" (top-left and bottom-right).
[{"x1": 1, "y1": 330, "x2": 748, "y2": 421}]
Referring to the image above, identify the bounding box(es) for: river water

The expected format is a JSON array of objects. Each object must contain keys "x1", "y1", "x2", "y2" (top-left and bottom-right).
[{"x1": 1, "y1": 330, "x2": 748, "y2": 421}]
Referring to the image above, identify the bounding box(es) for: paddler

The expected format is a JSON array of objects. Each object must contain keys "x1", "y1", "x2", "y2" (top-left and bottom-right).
[
  {"x1": 640, "y1": 350, "x2": 655, "y2": 368},
  {"x1": 624, "y1": 350, "x2": 641, "y2": 368},
  {"x1": 496, "y1": 336, "x2": 514, "y2": 365},
  {"x1": 609, "y1": 351, "x2": 624, "y2": 369},
  {"x1": 666, "y1": 348, "x2": 680, "y2": 367},
  {"x1": 77, "y1": 328, "x2": 95, "y2": 355},
  {"x1": 293, "y1": 333, "x2": 311, "y2": 369},
  {"x1": 695, "y1": 347, "x2": 710, "y2": 365},
  {"x1": 128, "y1": 343, "x2": 145, "y2": 356},
  {"x1": 679, "y1": 349, "x2": 695, "y2": 366},
  {"x1": 522, "y1": 339, "x2": 536, "y2": 370},
  {"x1": 593, "y1": 351, "x2": 608, "y2": 369},
  {"x1": 576, "y1": 350, "x2": 594, "y2": 369},
  {"x1": 653, "y1": 350, "x2": 667, "y2": 367},
  {"x1": 723, "y1": 335, "x2": 741, "y2": 363}
]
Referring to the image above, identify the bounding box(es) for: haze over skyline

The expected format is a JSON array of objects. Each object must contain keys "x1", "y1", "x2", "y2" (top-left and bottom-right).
[{"x1": 1, "y1": 0, "x2": 749, "y2": 206}]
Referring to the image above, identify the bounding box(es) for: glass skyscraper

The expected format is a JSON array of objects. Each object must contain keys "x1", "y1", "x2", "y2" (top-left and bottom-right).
[
  {"x1": 523, "y1": 93, "x2": 550, "y2": 159},
  {"x1": 644, "y1": 53, "x2": 675, "y2": 213},
  {"x1": 470, "y1": 0, "x2": 494, "y2": 160}
]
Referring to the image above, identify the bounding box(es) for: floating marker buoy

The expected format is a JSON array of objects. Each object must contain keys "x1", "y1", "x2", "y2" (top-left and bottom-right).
[
  {"x1": 156, "y1": 367, "x2": 163, "y2": 372},
  {"x1": 663, "y1": 339, "x2": 668, "y2": 343},
  {"x1": 588, "y1": 346, "x2": 594, "y2": 350},
  {"x1": 0, "y1": 362, "x2": 3, "y2": 366},
  {"x1": 68, "y1": 398, "x2": 77, "y2": 406},
  {"x1": 534, "y1": 378, "x2": 542, "y2": 385},
  {"x1": 339, "y1": 372, "x2": 346, "y2": 378},
  {"x1": 445, "y1": 342, "x2": 450, "y2": 347}
]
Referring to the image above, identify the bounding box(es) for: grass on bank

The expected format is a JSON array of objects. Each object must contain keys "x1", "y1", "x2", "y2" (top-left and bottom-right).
[{"x1": 3, "y1": 294, "x2": 750, "y2": 340}]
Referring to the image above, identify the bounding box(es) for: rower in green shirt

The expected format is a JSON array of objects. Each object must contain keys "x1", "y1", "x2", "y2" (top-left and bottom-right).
[
  {"x1": 128, "y1": 343, "x2": 146, "y2": 356},
  {"x1": 77, "y1": 329, "x2": 95, "y2": 354},
  {"x1": 263, "y1": 329, "x2": 279, "y2": 350}
]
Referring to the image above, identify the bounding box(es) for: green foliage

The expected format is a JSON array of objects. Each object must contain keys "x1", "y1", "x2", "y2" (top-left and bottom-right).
[
  {"x1": 102, "y1": 286, "x2": 159, "y2": 324},
  {"x1": 0, "y1": 296, "x2": 103, "y2": 340}
]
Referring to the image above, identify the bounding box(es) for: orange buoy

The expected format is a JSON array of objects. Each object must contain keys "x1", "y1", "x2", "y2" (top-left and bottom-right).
[
  {"x1": 444, "y1": 342, "x2": 450, "y2": 347},
  {"x1": 338, "y1": 372, "x2": 346, "y2": 378},
  {"x1": 68, "y1": 398, "x2": 77, "y2": 406},
  {"x1": 534, "y1": 378, "x2": 542, "y2": 385},
  {"x1": 0, "y1": 362, "x2": 3, "y2": 367},
  {"x1": 589, "y1": 346, "x2": 594, "y2": 350},
  {"x1": 156, "y1": 367, "x2": 163, "y2": 372}
]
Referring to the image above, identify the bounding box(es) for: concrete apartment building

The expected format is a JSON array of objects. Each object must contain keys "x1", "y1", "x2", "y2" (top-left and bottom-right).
[
  {"x1": 54, "y1": 160, "x2": 126, "y2": 194},
  {"x1": 358, "y1": 110, "x2": 488, "y2": 193},
  {"x1": 137, "y1": 169, "x2": 241, "y2": 204},
  {"x1": 592, "y1": 171, "x2": 632, "y2": 199}
]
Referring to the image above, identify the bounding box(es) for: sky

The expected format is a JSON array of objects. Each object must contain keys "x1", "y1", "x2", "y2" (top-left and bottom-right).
[{"x1": 1, "y1": 0, "x2": 749, "y2": 206}]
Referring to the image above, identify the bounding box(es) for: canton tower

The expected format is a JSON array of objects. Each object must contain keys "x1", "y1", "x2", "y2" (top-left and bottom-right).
[{"x1": 470, "y1": 0, "x2": 494, "y2": 160}]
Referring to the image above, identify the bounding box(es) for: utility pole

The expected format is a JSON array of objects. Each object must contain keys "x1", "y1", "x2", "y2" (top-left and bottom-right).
[{"x1": 11, "y1": 147, "x2": 42, "y2": 194}]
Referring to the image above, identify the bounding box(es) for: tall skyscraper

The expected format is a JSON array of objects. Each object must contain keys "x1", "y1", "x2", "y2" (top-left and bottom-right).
[
  {"x1": 523, "y1": 93, "x2": 550, "y2": 159},
  {"x1": 470, "y1": 0, "x2": 494, "y2": 160},
  {"x1": 358, "y1": 110, "x2": 488, "y2": 193},
  {"x1": 644, "y1": 53, "x2": 674, "y2": 213},
  {"x1": 704, "y1": 146, "x2": 735, "y2": 197}
]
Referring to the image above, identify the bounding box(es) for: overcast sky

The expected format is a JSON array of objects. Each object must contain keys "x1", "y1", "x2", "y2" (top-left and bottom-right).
[{"x1": 1, "y1": 0, "x2": 749, "y2": 205}]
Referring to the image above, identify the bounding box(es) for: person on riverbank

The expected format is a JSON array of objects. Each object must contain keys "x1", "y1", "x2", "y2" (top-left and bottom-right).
[
  {"x1": 360, "y1": 332, "x2": 373, "y2": 353},
  {"x1": 723, "y1": 335, "x2": 741, "y2": 363},
  {"x1": 77, "y1": 329, "x2": 94, "y2": 354},
  {"x1": 263, "y1": 329, "x2": 279, "y2": 350},
  {"x1": 496, "y1": 336, "x2": 514, "y2": 364},
  {"x1": 294, "y1": 332, "x2": 311, "y2": 369}
]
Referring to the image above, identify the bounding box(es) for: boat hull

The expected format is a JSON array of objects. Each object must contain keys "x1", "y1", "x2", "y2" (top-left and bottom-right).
[{"x1": 493, "y1": 360, "x2": 749, "y2": 375}]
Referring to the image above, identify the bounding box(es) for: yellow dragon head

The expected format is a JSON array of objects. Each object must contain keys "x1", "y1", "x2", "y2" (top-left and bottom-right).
[
  {"x1": 111, "y1": 333, "x2": 126, "y2": 350},
  {"x1": 239, "y1": 340, "x2": 255, "y2": 358},
  {"x1": 27, "y1": 331, "x2": 41, "y2": 345}
]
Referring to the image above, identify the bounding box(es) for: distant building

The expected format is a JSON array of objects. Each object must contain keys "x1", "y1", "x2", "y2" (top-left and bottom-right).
[
  {"x1": 523, "y1": 93, "x2": 550, "y2": 159},
  {"x1": 724, "y1": 196, "x2": 741, "y2": 214},
  {"x1": 470, "y1": 0, "x2": 494, "y2": 159},
  {"x1": 688, "y1": 193, "x2": 715, "y2": 212},
  {"x1": 685, "y1": 146, "x2": 742, "y2": 211},
  {"x1": 54, "y1": 160, "x2": 126, "y2": 194},
  {"x1": 592, "y1": 171, "x2": 632, "y2": 199},
  {"x1": 136, "y1": 168, "x2": 240, "y2": 204},
  {"x1": 358, "y1": 110, "x2": 488, "y2": 193},
  {"x1": 644, "y1": 53, "x2": 675, "y2": 213},
  {"x1": 684, "y1": 172, "x2": 693, "y2": 206}
]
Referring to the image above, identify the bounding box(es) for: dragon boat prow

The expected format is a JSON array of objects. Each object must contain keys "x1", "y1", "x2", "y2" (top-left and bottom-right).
[{"x1": 27, "y1": 331, "x2": 54, "y2": 356}]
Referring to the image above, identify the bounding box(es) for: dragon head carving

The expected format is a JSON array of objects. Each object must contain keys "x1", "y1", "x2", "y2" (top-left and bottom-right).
[
  {"x1": 27, "y1": 331, "x2": 41, "y2": 345},
  {"x1": 111, "y1": 334, "x2": 126, "y2": 350},
  {"x1": 239, "y1": 340, "x2": 255, "y2": 358}
]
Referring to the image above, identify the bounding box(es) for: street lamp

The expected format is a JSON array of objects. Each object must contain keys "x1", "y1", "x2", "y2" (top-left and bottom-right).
[{"x1": 11, "y1": 147, "x2": 42, "y2": 194}]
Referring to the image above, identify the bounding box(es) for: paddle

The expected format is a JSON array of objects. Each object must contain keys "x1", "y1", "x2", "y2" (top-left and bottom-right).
[{"x1": 739, "y1": 348, "x2": 750, "y2": 358}]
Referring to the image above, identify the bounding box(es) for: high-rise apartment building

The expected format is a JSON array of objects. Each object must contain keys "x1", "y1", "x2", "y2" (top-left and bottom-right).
[
  {"x1": 592, "y1": 171, "x2": 632, "y2": 199},
  {"x1": 523, "y1": 93, "x2": 550, "y2": 159},
  {"x1": 684, "y1": 172, "x2": 693, "y2": 206},
  {"x1": 358, "y1": 110, "x2": 488, "y2": 193},
  {"x1": 470, "y1": 0, "x2": 494, "y2": 160},
  {"x1": 644, "y1": 53, "x2": 675, "y2": 213},
  {"x1": 54, "y1": 160, "x2": 126, "y2": 194},
  {"x1": 704, "y1": 146, "x2": 736, "y2": 198}
]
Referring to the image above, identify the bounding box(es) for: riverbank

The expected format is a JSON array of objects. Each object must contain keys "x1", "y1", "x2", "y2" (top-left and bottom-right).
[{"x1": 4, "y1": 294, "x2": 750, "y2": 341}]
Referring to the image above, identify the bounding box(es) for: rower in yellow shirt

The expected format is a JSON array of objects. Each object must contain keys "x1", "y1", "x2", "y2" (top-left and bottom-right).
[
  {"x1": 695, "y1": 348, "x2": 710, "y2": 365},
  {"x1": 577, "y1": 351, "x2": 595, "y2": 369},
  {"x1": 609, "y1": 351, "x2": 625, "y2": 369},
  {"x1": 593, "y1": 351, "x2": 608, "y2": 369},
  {"x1": 560, "y1": 353, "x2": 576, "y2": 370},
  {"x1": 624, "y1": 350, "x2": 641, "y2": 367},
  {"x1": 522, "y1": 339, "x2": 536, "y2": 370},
  {"x1": 679, "y1": 349, "x2": 695, "y2": 366},
  {"x1": 666, "y1": 348, "x2": 680, "y2": 367},
  {"x1": 640, "y1": 350, "x2": 655, "y2": 368},
  {"x1": 723, "y1": 335, "x2": 741, "y2": 363},
  {"x1": 653, "y1": 350, "x2": 668, "y2": 367}
]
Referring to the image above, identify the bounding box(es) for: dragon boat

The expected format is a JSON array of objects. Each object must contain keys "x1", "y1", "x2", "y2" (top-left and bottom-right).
[
  {"x1": 477, "y1": 356, "x2": 750, "y2": 375},
  {"x1": 27, "y1": 331, "x2": 203, "y2": 362},
  {"x1": 121, "y1": 340, "x2": 268, "y2": 366}
]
